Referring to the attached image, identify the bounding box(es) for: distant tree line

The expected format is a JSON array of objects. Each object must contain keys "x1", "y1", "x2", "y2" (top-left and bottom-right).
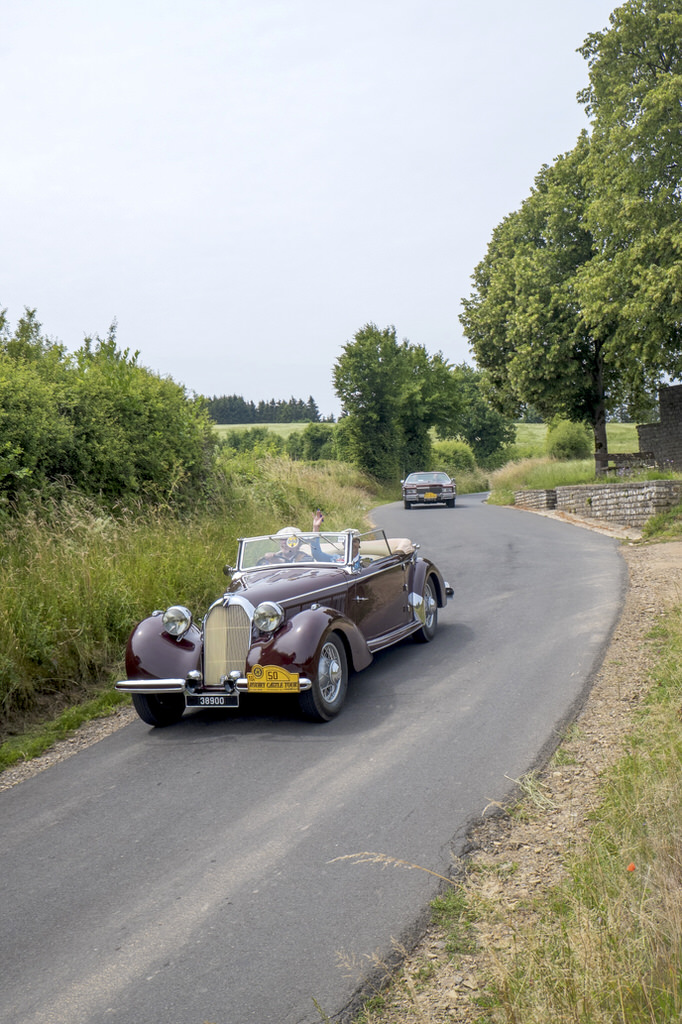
[{"x1": 206, "y1": 393, "x2": 329, "y2": 424}]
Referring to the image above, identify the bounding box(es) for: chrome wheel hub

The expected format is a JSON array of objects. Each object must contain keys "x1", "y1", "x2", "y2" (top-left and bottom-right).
[
  {"x1": 319, "y1": 642, "x2": 343, "y2": 703},
  {"x1": 425, "y1": 588, "x2": 437, "y2": 626}
]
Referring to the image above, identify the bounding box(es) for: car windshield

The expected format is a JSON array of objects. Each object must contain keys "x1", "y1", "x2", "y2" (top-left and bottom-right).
[
  {"x1": 406, "y1": 472, "x2": 450, "y2": 484},
  {"x1": 237, "y1": 530, "x2": 394, "y2": 570}
]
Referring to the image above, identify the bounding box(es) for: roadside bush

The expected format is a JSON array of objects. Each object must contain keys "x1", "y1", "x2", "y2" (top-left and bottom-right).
[
  {"x1": 299, "y1": 422, "x2": 336, "y2": 460},
  {"x1": 333, "y1": 416, "x2": 355, "y2": 463},
  {"x1": 546, "y1": 420, "x2": 592, "y2": 460},
  {"x1": 0, "y1": 310, "x2": 217, "y2": 508},
  {"x1": 431, "y1": 439, "x2": 476, "y2": 475},
  {"x1": 68, "y1": 336, "x2": 217, "y2": 503},
  {"x1": 285, "y1": 431, "x2": 304, "y2": 459},
  {"x1": 0, "y1": 358, "x2": 74, "y2": 503},
  {"x1": 219, "y1": 426, "x2": 285, "y2": 456}
]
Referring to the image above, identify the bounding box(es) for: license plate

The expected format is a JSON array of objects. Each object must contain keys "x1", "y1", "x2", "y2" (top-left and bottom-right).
[
  {"x1": 424, "y1": 491, "x2": 438, "y2": 500},
  {"x1": 186, "y1": 693, "x2": 239, "y2": 708},
  {"x1": 247, "y1": 665, "x2": 300, "y2": 693}
]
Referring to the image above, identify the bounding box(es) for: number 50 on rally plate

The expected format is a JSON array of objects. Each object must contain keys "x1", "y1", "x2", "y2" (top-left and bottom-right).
[{"x1": 247, "y1": 665, "x2": 300, "y2": 692}]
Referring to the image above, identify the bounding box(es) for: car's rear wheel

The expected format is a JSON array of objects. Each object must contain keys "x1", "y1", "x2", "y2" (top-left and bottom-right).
[
  {"x1": 299, "y1": 633, "x2": 348, "y2": 722},
  {"x1": 131, "y1": 692, "x2": 186, "y2": 727},
  {"x1": 413, "y1": 577, "x2": 438, "y2": 643}
]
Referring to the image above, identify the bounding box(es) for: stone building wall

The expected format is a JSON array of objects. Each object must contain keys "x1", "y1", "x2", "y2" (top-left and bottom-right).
[{"x1": 637, "y1": 384, "x2": 682, "y2": 469}]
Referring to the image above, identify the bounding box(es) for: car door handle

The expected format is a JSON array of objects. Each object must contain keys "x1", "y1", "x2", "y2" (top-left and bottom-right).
[{"x1": 355, "y1": 596, "x2": 370, "y2": 602}]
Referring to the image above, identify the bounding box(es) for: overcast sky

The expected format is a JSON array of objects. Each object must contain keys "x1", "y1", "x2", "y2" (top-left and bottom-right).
[{"x1": 2, "y1": 0, "x2": 617, "y2": 418}]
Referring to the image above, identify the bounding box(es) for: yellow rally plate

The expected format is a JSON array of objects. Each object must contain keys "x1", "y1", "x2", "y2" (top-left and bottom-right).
[{"x1": 247, "y1": 665, "x2": 300, "y2": 693}]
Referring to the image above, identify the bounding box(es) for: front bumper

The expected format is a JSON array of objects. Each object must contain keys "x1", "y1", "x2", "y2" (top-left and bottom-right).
[
  {"x1": 404, "y1": 491, "x2": 455, "y2": 503},
  {"x1": 115, "y1": 676, "x2": 313, "y2": 696}
]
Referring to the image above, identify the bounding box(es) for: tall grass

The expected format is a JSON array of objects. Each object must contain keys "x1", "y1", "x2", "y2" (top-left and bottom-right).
[
  {"x1": 0, "y1": 454, "x2": 384, "y2": 745},
  {"x1": 487, "y1": 457, "x2": 597, "y2": 504},
  {"x1": 487, "y1": 455, "x2": 682, "y2": 506}
]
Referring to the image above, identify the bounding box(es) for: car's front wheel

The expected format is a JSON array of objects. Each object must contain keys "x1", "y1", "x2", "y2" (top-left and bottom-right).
[
  {"x1": 413, "y1": 577, "x2": 438, "y2": 643},
  {"x1": 299, "y1": 633, "x2": 348, "y2": 722},
  {"x1": 403, "y1": 500, "x2": 412, "y2": 509},
  {"x1": 131, "y1": 692, "x2": 186, "y2": 727}
]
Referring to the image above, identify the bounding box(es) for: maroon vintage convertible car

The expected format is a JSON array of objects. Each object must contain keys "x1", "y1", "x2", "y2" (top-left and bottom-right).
[{"x1": 116, "y1": 527, "x2": 453, "y2": 725}]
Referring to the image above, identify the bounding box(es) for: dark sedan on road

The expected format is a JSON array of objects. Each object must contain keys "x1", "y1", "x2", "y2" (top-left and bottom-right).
[
  {"x1": 402, "y1": 471, "x2": 456, "y2": 509},
  {"x1": 117, "y1": 527, "x2": 452, "y2": 725}
]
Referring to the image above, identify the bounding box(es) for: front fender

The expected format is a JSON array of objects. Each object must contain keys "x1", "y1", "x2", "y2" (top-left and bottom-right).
[
  {"x1": 124, "y1": 613, "x2": 202, "y2": 680},
  {"x1": 248, "y1": 606, "x2": 373, "y2": 676},
  {"x1": 411, "y1": 558, "x2": 449, "y2": 608}
]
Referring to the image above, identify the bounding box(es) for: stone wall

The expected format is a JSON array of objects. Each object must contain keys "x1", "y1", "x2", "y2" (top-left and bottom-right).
[
  {"x1": 515, "y1": 480, "x2": 682, "y2": 527},
  {"x1": 514, "y1": 489, "x2": 557, "y2": 510},
  {"x1": 638, "y1": 384, "x2": 682, "y2": 469}
]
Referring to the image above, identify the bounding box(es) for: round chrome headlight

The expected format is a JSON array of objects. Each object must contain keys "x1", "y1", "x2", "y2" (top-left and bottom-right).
[
  {"x1": 162, "y1": 605, "x2": 193, "y2": 638},
  {"x1": 253, "y1": 601, "x2": 284, "y2": 633}
]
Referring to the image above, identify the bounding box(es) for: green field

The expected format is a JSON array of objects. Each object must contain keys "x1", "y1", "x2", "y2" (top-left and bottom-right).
[
  {"x1": 212, "y1": 422, "x2": 308, "y2": 439},
  {"x1": 214, "y1": 421, "x2": 641, "y2": 456},
  {"x1": 514, "y1": 421, "x2": 638, "y2": 458}
]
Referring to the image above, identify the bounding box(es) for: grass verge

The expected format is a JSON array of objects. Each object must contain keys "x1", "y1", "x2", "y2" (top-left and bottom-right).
[
  {"x1": 465, "y1": 602, "x2": 682, "y2": 1024},
  {"x1": 0, "y1": 689, "x2": 130, "y2": 773}
]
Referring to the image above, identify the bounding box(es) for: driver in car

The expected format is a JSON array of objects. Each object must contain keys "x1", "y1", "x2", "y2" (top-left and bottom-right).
[
  {"x1": 259, "y1": 527, "x2": 311, "y2": 564},
  {"x1": 262, "y1": 515, "x2": 363, "y2": 569}
]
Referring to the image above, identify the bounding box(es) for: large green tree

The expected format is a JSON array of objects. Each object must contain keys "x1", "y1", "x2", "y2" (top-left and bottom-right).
[
  {"x1": 443, "y1": 364, "x2": 516, "y2": 464},
  {"x1": 460, "y1": 0, "x2": 682, "y2": 471},
  {"x1": 400, "y1": 344, "x2": 462, "y2": 470},
  {"x1": 577, "y1": 0, "x2": 682, "y2": 373},
  {"x1": 333, "y1": 324, "x2": 407, "y2": 479},
  {"x1": 460, "y1": 137, "x2": 620, "y2": 463},
  {"x1": 332, "y1": 323, "x2": 461, "y2": 480}
]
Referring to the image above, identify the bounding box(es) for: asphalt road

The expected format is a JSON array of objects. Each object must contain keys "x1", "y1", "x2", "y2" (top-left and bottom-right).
[{"x1": 0, "y1": 494, "x2": 626, "y2": 1024}]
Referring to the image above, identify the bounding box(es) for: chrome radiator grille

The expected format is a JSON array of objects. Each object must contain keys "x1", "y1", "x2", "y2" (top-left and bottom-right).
[{"x1": 203, "y1": 602, "x2": 252, "y2": 686}]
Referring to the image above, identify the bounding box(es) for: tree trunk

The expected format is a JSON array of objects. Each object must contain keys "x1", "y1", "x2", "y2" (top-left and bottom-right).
[
  {"x1": 591, "y1": 348, "x2": 609, "y2": 476},
  {"x1": 593, "y1": 400, "x2": 608, "y2": 476}
]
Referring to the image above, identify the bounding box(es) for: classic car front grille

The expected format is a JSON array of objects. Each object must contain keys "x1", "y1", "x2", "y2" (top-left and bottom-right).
[{"x1": 203, "y1": 602, "x2": 252, "y2": 686}]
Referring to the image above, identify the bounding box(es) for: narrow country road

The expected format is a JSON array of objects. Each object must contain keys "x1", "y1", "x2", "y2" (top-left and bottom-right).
[{"x1": 0, "y1": 495, "x2": 626, "y2": 1024}]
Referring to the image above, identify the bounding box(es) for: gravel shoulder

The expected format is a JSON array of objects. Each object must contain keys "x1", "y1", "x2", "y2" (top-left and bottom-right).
[
  {"x1": 0, "y1": 703, "x2": 138, "y2": 792},
  {"x1": 3, "y1": 513, "x2": 680, "y2": 1023}
]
